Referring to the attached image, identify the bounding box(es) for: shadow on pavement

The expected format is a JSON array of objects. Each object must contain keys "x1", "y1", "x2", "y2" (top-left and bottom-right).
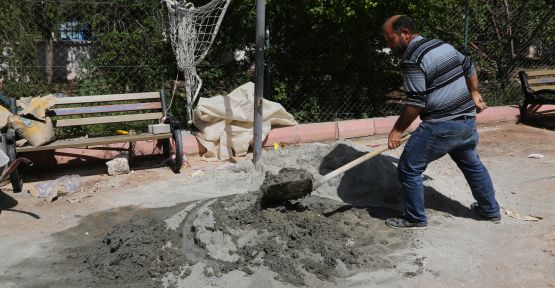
[
  {"x1": 0, "y1": 190, "x2": 40, "y2": 219},
  {"x1": 319, "y1": 143, "x2": 479, "y2": 221}
]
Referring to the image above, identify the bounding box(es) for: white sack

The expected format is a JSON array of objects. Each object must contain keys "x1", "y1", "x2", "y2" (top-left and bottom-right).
[{"x1": 193, "y1": 82, "x2": 297, "y2": 161}]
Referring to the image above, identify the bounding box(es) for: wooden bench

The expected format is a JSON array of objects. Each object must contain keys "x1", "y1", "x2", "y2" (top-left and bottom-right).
[
  {"x1": 6, "y1": 91, "x2": 184, "y2": 192},
  {"x1": 518, "y1": 69, "x2": 555, "y2": 121},
  {"x1": 385, "y1": 93, "x2": 407, "y2": 105}
]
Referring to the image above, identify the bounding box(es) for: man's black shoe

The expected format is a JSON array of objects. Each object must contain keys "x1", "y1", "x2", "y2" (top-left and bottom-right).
[
  {"x1": 385, "y1": 217, "x2": 428, "y2": 230},
  {"x1": 470, "y1": 202, "x2": 501, "y2": 223}
]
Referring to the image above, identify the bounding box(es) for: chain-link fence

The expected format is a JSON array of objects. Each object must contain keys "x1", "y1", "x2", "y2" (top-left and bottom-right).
[
  {"x1": 0, "y1": 0, "x2": 553, "y2": 129},
  {"x1": 465, "y1": 0, "x2": 555, "y2": 107}
]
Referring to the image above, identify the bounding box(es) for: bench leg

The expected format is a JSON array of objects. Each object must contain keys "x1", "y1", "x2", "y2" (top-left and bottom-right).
[
  {"x1": 128, "y1": 142, "x2": 135, "y2": 166},
  {"x1": 520, "y1": 99, "x2": 529, "y2": 122}
]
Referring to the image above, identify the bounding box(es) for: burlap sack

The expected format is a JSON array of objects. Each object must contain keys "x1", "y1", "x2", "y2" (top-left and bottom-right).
[
  {"x1": 0, "y1": 105, "x2": 11, "y2": 129},
  {"x1": 193, "y1": 82, "x2": 297, "y2": 161},
  {"x1": 19, "y1": 94, "x2": 56, "y2": 121},
  {"x1": 10, "y1": 115, "x2": 55, "y2": 147}
]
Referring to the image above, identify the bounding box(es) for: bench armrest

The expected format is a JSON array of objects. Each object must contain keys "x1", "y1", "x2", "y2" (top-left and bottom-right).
[{"x1": 518, "y1": 71, "x2": 533, "y2": 95}]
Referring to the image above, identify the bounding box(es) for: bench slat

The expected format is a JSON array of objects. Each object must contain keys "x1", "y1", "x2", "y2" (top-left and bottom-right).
[
  {"x1": 55, "y1": 112, "x2": 163, "y2": 127},
  {"x1": 49, "y1": 102, "x2": 162, "y2": 116},
  {"x1": 55, "y1": 92, "x2": 160, "y2": 105},
  {"x1": 385, "y1": 95, "x2": 407, "y2": 99},
  {"x1": 525, "y1": 70, "x2": 555, "y2": 77},
  {"x1": 16, "y1": 132, "x2": 172, "y2": 152},
  {"x1": 531, "y1": 85, "x2": 555, "y2": 91},
  {"x1": 528, "y1": 78, "x2": 555, "y2": 85},
  {"x1": 386, "y1": 100, "x2": 406, "y2": 105},
  {"x1": 16, "y1": 92, "x2": 161, "y2": 106}
]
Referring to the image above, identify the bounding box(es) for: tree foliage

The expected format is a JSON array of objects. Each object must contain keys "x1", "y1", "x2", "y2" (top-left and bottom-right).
[{"x1": 1, "y1": 0, "x2": 553, "y2": 124}]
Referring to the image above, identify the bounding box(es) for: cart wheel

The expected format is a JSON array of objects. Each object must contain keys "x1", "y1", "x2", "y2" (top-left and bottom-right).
[
  {"x1": 172, "y1": 129, "x2": 183, "y2": 173},
  {"x1": 6, "y1": 129, "x2": 22, "y2": 192}
]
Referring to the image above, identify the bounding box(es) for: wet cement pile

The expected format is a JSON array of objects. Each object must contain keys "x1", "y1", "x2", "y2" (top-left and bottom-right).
[
  {"x1": 66, "y1": 141, "x2": 412, "y2": 287},
  {"x1": 80, "y1": 216, "x2": 188, "y2": 287},
  {"x1": 183, "y1": 170, "x2": 409, "y2": 286},
  {"x1": 64, "y1": 192, "x2": 407, "y2": 287}
]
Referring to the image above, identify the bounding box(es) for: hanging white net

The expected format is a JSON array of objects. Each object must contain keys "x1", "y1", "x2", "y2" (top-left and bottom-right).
[{"x1": 162, "y1": 0, "x2": 231, "y2": 126}]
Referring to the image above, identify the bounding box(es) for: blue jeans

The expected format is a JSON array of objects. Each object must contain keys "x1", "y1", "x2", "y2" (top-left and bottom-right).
[{"x1": 397, "y1": 117, "x2": 500, "y2": 223}]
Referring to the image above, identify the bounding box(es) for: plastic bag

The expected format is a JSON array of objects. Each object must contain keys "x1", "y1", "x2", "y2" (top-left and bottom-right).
[{"x1": 30, "y1": 174, "x2": 81, "y2": 202}]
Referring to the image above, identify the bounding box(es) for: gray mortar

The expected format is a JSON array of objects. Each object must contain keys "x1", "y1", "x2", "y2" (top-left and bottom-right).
[
  {"x1": 187, "y1": 191, "x2": 410, "y2": 286},
  {"x1": 191, "y1": 200, "x2": 240, "y2": 263},
  {"x1": 22, "y1": 141, "x2": 413, "y2": 287},
  {"x1": 78, "y1": 141, "x2": 409, "y2": 286},
  {"x1": 80, "y1": 216, "x2": 188, "y2": 287}
]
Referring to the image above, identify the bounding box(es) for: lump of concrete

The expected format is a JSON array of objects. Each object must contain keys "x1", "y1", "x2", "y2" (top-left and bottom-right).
[
  {"x1": 258, "y1": 168, "x2": 314, "y2": 208},
  {"x1": 106, "y1": 157, "x2": 129, "y2": 176}
]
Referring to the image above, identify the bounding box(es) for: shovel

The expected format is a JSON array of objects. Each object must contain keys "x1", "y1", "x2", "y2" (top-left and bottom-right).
[{"x1": 260, "y1": 135, "x2": 411, "y2": 206}]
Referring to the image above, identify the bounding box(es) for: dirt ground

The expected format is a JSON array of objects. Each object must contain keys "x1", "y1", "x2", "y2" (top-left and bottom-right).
[{"x1": 1, "y1": 121, "x2": 554, "y2": 288}]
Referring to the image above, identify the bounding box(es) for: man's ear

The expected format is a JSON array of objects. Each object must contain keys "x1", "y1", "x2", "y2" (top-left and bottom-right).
[{"x1": 400, "y1": 28, "x2": 411, "y2": 41}]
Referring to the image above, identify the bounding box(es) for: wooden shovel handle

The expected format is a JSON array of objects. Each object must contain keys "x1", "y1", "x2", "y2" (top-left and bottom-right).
[{"x1": 313, "y1": 134, "x2": 410, "y2": 189}]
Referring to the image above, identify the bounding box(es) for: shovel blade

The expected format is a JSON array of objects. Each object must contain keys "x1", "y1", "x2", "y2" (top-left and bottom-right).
[{"x1": 260, "y1": 168, "x2": 314, "y2": 207}]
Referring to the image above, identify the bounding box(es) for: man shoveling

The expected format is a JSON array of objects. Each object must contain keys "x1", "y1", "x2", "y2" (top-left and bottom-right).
[{"x1": 382, "y1": 15, "x2": 501, "y2": 229}]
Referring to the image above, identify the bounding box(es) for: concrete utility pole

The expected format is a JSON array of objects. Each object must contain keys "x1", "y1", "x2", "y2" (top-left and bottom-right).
[{"x1": 253, "y1": 0, "x2": 265, "y2": 164}]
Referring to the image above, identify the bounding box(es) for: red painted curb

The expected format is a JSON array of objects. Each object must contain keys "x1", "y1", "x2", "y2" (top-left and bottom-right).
[
  {"x1": 263, "y1": 125, "x2": 300, "y2": 147},
  {"x1": 298, "y1": 122, "x2": 338, "y2": 143},
  {"x1": 373, "y1": 116, "x2": 399, "y2": 134},
  {"x1": 476, "y1": 106, "x2": 519, "y2": 123},
  {"x1": 337, "y1": 119, "x2": 375, "y2": 139},
  {"x1": 182, "y1": 134, "x2": 206, "y2": 155}
]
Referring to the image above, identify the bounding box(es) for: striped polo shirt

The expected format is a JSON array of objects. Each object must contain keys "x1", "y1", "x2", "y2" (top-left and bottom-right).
[{"x1": 401, "y1": 35, "x2": 477, "y2": 122}]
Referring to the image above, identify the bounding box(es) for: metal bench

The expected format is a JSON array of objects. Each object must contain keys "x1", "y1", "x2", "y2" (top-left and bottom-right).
[
  {"x1": 518, "y1": 69, "x2": 555, "y2": 121},
  {"x1": 6, "y1": 91, "x2": 184, "y2": 192}
]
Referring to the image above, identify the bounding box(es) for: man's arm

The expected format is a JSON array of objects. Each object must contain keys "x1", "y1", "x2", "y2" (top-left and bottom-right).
[
  {"x1": 388, "y1": 105, "x2": 421, "y2": 149},
  {"x1": 458, "y1": 51, "x2": 487, "y2": 113},
  {"x1": 388, "y1": 62, "x2": 425, "y2": 149},
  {"x1": 466, "y1": 73, "x2": 487, "y2": 113}
]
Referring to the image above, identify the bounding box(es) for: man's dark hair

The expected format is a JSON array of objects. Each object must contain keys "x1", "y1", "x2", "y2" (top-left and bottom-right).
[{"x1": 391, "y1": 16, "x2": 418, "y2": 34}]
